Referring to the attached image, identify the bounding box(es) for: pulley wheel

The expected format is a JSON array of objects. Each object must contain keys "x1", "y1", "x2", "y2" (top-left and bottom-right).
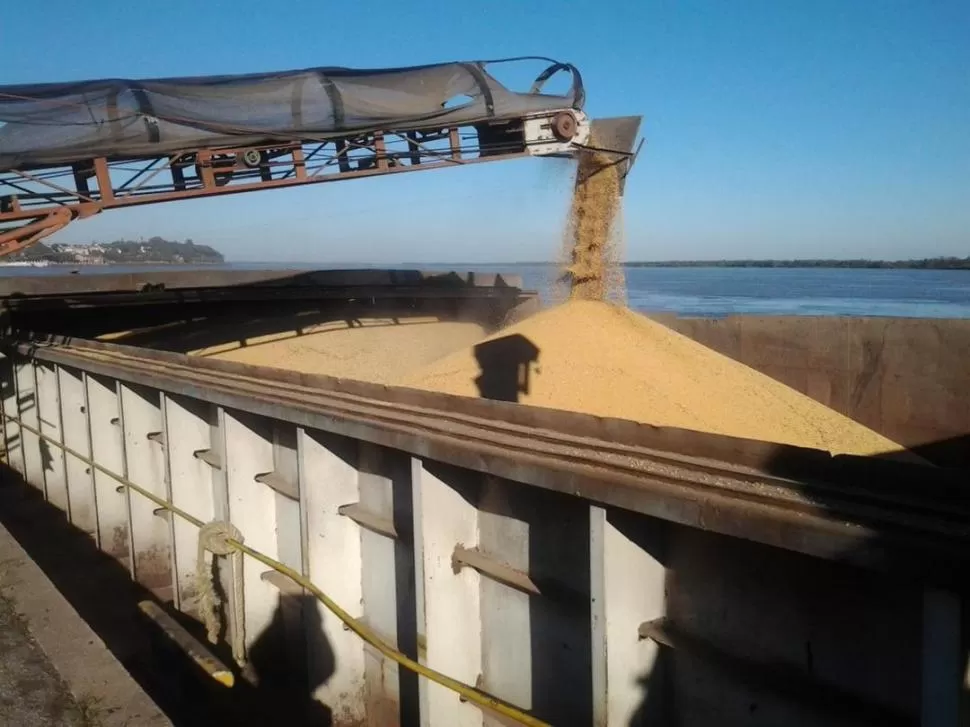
[
  {"x1": 551, "y1": 112, "x2": 578, "y2": 142},
  {"x1": 240, "y1": 149, "x2": 263, "y2": 168}
]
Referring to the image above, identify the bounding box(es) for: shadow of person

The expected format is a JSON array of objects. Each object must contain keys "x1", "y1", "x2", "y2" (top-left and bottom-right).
[
  {"x1": 232, "y1": 593, "x2": 336, "y2": 726},
  {"x1": 626, "y1": 652, "x2": 671, "y2": 726},
  {"x1": 472, "y1": 333, "x2": 540, "y2": 403}
]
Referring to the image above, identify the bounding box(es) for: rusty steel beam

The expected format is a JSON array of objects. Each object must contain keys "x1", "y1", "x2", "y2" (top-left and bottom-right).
[
  {"x1": 0, "y1": 113, "x2": 590, "y2": 256},
  {"x1": 6, "y1": 334, "x2": 970, "y2": 585}
]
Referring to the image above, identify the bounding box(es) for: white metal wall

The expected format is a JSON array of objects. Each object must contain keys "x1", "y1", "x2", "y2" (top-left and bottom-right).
[{"x1": 0, "y1": 354, "x2": 961, "y2": 727}]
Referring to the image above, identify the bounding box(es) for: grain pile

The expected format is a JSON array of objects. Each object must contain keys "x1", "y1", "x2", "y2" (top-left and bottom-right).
[
  {"x1": 198, "y1": 316, "x2": 486, "y2": 384},
  {"x1": 401, "y1": 299, "x2": 908, "y2": 457},
  {"x1": 101, "y1": 315, "x2": 487, "y2": 386}
]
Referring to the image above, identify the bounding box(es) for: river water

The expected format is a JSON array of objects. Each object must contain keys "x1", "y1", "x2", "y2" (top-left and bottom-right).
[{"x1": 3, "y1": 263, "x2": 969, "y2": 319}]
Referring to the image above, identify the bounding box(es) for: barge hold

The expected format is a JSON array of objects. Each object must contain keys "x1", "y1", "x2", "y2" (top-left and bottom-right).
[{"x1": 0, "y1": 270, "x2": 968, "y2": 727}]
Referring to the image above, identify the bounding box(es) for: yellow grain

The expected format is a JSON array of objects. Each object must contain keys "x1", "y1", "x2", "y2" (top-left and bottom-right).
[
  {"x1": 561, "y1": 141, "x2": 625, "y2": 303},
  {"x1": 101, "y1": 315, "x2": 487, "y2": 386},
  {"x1": 401, "y1": 299, "x2": 909, "y2": 458},
  {"x1": 203, "y1": 317, "x2": 486, "y2": 384}
]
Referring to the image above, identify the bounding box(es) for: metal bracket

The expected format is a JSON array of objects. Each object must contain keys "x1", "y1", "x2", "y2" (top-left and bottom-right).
[
  {"x1": 450, "y1": 545, "x2": 540, "y2": 596},
  {"x1": 524, "y1": 110, "x2": 590, "y2": 156},
  {"x1": 260, "y1": 569, "x2": 303, "y2": 596},
  {"x1": 337, "y1": 503, "x2": 397, "y2": 539},
  {"x1": 138, "y1": 600, "x2": 234, "y2": 687},
  {"x1": 254, "y1": 471, "x2": 298, "y2": 500},
  {"x1": 193, "y1": 448, "x2": 222, "y2": 469}
]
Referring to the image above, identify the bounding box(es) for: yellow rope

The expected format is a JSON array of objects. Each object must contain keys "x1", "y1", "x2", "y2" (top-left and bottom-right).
[{"x1": 2, "y1": 414, "x2": 551, "y2": 727}]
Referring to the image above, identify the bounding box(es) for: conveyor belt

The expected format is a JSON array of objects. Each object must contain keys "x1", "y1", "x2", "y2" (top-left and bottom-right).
[{"x1": 0, "y1": 57, "x2": 631, "y2": 256}]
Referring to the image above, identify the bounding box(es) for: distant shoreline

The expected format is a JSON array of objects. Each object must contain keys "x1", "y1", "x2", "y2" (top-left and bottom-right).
[
  {"x1": 0, "y1": 261, "x2": 222, "y2": 268},
  {"x1": 6, "y1": 237, "x2": 224, "y2": 266}
]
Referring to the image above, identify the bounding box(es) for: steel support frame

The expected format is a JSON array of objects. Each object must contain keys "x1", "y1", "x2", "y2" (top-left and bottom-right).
[{"x1": 0, "y1": 117, "x2": 549, "y2": 255}]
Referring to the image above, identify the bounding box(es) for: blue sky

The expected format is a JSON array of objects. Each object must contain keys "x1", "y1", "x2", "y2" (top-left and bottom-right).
[{"x1": 2, "y1": 0, "x2": 967, "y2": 263}]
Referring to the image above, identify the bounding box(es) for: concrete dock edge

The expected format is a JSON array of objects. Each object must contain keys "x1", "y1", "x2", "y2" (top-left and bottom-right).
[{"x1": 0, "y1": 520, "x2": 172, "y2": 727}]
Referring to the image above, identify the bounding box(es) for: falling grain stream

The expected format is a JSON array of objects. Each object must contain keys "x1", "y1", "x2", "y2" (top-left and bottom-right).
[{"x1": 562, "y1": 140, "x2": 625, "y2": 303}]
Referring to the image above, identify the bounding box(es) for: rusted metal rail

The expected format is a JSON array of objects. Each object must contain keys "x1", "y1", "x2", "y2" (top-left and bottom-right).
[{"x1": 0, "y1": 121, "x2": 533, "y2": 252}]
